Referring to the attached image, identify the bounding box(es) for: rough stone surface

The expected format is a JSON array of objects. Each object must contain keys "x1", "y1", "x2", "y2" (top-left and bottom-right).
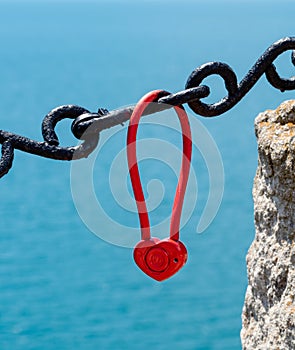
[{"x1": 241, "y1": 100, "x2": 295, "y2": 350}]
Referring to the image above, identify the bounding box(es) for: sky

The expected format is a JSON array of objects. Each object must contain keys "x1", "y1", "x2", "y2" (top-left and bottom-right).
[{"x1": 0, "y1": 0, "x2": 291, "y2": 2}]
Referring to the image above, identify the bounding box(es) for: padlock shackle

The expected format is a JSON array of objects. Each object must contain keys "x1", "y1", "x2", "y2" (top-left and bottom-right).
[{"x1": 127, "y1": 90, "x2": 192, "y2": 241}]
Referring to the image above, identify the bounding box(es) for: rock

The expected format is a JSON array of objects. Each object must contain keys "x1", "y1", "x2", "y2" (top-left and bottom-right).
[{"x1": 241, "y1": 100, "x2": 295, "y2": 350}]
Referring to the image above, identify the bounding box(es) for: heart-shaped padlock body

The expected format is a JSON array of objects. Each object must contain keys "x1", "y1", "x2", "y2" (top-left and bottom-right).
[{"x1": 134, "y1": 238, "x2": 188, "y2": 281}]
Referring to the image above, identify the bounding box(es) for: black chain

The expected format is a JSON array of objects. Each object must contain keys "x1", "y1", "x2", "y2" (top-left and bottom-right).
[{"x1": 1, "y1": 37, "x2": 295, "y2": 179}]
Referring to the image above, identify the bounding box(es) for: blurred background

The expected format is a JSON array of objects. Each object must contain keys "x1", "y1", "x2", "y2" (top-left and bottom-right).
[{"x1": 0, "y1": 0, "x2": 294, "y2": 349}]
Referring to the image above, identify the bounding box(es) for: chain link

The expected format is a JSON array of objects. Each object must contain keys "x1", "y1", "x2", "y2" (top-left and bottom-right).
[{"x1": 1, "y1": 37, "x2": 295, "y2": 178}]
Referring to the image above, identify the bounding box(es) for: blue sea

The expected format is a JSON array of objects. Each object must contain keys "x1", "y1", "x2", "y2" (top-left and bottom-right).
[{"x1": 0, "y1": 1, "x2": 295, "y2": 349}]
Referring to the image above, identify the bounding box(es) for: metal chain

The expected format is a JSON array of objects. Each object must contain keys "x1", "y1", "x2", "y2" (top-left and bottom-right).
[{"x1": 1, "y1": 37, "x2": 295, "y2": 179}]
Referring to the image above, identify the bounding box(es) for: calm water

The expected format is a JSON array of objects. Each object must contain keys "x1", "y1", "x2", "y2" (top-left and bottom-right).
[{"x1": 0, "y1": 1, "x2": 295, "y2": 349}]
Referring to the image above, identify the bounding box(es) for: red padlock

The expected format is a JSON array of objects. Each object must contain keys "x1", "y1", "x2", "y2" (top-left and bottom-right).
[{"x1": 127, "y1": 90, "x2": 192, "y2": 281}]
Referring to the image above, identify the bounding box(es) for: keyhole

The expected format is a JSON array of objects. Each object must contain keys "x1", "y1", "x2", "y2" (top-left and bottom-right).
[{"x1": 173, "y1": 258, "x2": 178, "y2": 263}]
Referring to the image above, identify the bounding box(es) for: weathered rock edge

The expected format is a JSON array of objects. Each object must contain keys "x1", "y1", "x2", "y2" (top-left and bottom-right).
[{"x1": 241, "y1": 100, "x2": 295, "y2": 350}]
